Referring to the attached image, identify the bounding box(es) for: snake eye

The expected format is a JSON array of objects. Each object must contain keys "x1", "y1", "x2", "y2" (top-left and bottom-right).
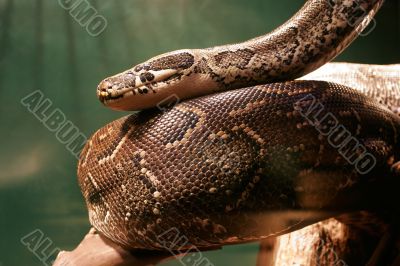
[
  {"x1": 139, "y1": 72, "x2": 155, "y2": 83},
  {"x1": 144, "y1": 72, "x2": 155, "y2": 81},
  {"x1": 139, "y1": 73, "x2": 146, "y2": 83},
  {"x1": 140, "y1": 72, "x2": 155, "y2": 83},
  {"x1": 135, "y1": 69, "x2": 179, "y2": 87}
]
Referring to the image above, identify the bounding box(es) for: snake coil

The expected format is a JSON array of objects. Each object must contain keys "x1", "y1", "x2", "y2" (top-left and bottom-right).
[{"x1": 77, "y1": 0, "x2": 400, "y2": 250}]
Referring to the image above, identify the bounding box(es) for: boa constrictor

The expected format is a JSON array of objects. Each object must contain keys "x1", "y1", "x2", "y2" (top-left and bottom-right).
[{"x1": 77, "y1": 0, "x2": 400, "y2": 250}]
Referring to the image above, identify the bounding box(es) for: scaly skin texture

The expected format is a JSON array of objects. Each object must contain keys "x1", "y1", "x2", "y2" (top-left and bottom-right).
[
  {"x1": 78, "y1": 67, "x2": 400, "y2": 249},
  {"x1": 302, "y1": 63, "x2": 400, "y2": 115},
  {"x1": 96, "y1": 0, "x2": 383, "y2": 110},
  {"x1": 78, "y1": 0, "x2": 394, "y2": 251}
]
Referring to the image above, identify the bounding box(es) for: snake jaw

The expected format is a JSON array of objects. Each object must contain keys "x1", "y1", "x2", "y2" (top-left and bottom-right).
[
  {"x1": 96, "y1": 66, "x2": 187, "y2": 110},
  {"x1": 97, "y1": 72, "x2": 136, "y2": 103}
]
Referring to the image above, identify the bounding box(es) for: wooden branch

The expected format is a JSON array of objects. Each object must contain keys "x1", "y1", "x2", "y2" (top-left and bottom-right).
[
  {"x1": 53, "y1": 228, "x2": 171, "y2": 266},
  {"x1": 256, "y1": 214, "x2": 400, "y2": 266}
]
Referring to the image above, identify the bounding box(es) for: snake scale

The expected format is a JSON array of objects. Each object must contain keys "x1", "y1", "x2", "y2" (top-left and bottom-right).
[{"x1": 77, "y1": 0, "x2": 400, "y2": 250}]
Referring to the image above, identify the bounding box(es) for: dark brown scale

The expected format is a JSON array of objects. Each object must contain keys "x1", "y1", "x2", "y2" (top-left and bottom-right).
[{"x1": 193, "y1": 57, "x2": 213, "y2": 74}]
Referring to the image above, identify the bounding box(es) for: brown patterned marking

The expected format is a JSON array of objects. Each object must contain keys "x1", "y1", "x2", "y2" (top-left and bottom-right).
[
  {"x1": 227, "y1": 172, "x2": 262, "y2": 212},
  {"x1": 214, "y1": 48, "x2": 255, "y2": 70},
  {"x1": 231, "y1": 123, "x2": 265, "y2": 145},
  {"x1": 193, "y1": 57, "x2": 213, "y2": 74},
  {"x1": 229, "y1": 100, "x2": 267, "y2": 116},
  {"x1": 87, "y1": 172, "x2": 100, "y2": 190},
  {"x1": 255, "y1": 85, "x2": 313, "y2": 96},
  {"x1": 351, "y1": 108, "x2": 362, "y2": 135},
  {"x1": 165, "y1": 105, "x2": 207, "y2": 148},
  {"x1": 209, "y1": 130, "x2": 230, "y2": 140},
  {"x1": 133, "y1": 149, "x2": 161, "y2": 188},
  {"x1": 97, "y1": 127, "x2": 114, "y2": 142},
  {"x1": 98, "y1": 127, "x2": 135, "y2": 165},
  {"x1": 155, "y1": 108, "x2": 200, "y2": 147},
  {"x1": 85, "y1": 172, "x2": 113, "y2": 224},
  {"x1": 80, "y1": 140, "x2": 92, "y2": 167},
  {"x1": 145, "y1": 52, "x2": 194, "y2": 71}
]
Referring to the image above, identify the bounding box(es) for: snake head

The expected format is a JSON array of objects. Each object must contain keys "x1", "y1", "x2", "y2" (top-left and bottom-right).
[{"x1": 97, "y1": 50, "x2": 205, "y2": 111}]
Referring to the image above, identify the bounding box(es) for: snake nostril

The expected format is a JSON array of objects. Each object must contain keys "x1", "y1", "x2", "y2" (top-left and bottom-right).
[{"x1": 98, "y1": 80, "x2": 113, "y2": 92}]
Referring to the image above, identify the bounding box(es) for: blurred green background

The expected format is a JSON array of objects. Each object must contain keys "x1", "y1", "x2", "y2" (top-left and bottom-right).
[{"x1": 0, "y1": 0, "x2": 399, "y2": 265}]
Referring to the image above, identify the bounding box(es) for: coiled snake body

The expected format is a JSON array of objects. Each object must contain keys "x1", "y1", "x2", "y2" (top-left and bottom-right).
[{"x1": 78, "y1": 0, "x2": 400, "y2": 250}]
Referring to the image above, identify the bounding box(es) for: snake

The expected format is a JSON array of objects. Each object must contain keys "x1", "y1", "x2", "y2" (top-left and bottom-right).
[{"x1": 77, "y1": 0, "x2": 400, "y2": 251}]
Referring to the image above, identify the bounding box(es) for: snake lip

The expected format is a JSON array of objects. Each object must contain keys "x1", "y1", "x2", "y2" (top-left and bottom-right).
[
  {"x1": 98, "y1": 84, "x2": 159, "y2": 106},
  {"x1": 97, "y1": 66, "x2": 185, "y2": 106},
  {"x1": 97, "y1": 78, "x2": 135, "y2": 103},
  {"x1": 98, "y1": 87, "x2": 133, "y2": 103},
  {"x1": 99, "y1": 92, "x2": 124, "y2": 103}
]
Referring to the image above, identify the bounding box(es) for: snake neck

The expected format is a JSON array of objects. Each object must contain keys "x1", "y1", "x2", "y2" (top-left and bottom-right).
[
  {"x1": 199, "y1": 0, "x2": 384, "y2": 89},
  {"x1": 97, "y1": 0, "x2": 384, "y2": 111}
]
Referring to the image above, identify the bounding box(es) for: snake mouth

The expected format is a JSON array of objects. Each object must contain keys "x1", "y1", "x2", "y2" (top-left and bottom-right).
[
  {"x1": 97, "y1": 75, "x2": 157, "y2": 104},
  {"x1": 97, "y1": 84, "x2": 135, "y2": 103},
  {"x1": 97, "y1": 69, "x2": 183, "y2": 106}
]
